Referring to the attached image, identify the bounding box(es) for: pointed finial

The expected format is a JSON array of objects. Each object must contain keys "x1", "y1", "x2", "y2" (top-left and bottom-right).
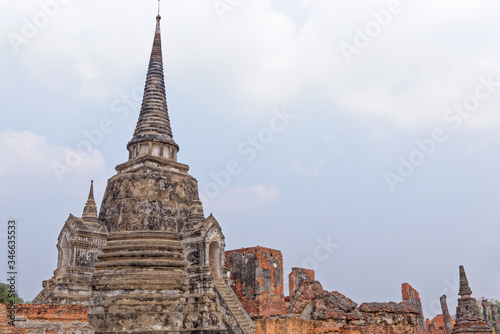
[
  {"x1": 88, "y1": 180, "x2": 95, "y2": 201},
  {"x1": 126, "y1": 9, "x2": 179, "y2": 162},
  {"x1": 158, "y1": 0, "x2": 160, "y2": 16},
  {"x1": 458, "y1": 265, "x2": 473, "y2": 298},
  {"x1": 83, "y1": 180, "x2": 98, "y2": 219}
]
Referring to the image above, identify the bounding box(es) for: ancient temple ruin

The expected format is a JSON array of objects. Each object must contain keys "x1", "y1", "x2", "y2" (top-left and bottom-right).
[
  {"x1": 25, "y1": 24, "x2": 428, "y2": 325},
  {"x1": 2, "y1": 7, "x2": 495, "y2": 334},
  {"x1": 33, "y1": 13, "x2": 253, "y2": 334}
]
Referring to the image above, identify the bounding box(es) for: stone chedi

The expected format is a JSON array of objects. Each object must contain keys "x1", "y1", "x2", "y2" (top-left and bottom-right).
[
  {"x1": 451, "y1": 266, "x2": 491, "y2": 334},
  {"x1": 34, "y1": 13, "x2": 254, "y2": 334},
  {"x1": 33, "y1": 181, "x2": 106, "y2": 305}
]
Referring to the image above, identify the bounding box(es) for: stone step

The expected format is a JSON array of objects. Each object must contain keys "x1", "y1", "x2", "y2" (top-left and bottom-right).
[{"x1": 214, "y1": 280, "x2": 254, "y2": 334}]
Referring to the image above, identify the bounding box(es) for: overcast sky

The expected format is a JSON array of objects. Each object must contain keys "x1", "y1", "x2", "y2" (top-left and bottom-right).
[{"x1": 1, "y1": 0, "x2": 500, "y2": 320}]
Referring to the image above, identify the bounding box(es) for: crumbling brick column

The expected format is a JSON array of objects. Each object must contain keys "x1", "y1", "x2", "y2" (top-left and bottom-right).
[
  {"x1": 402, "y1": 283, "x2": 425, "y2": 333},
  {"x1": 289, "y1": 267, "x2": 315, "y2": 298},
  {"x1": 440, "y1": 295, "x2": 453, "y2": 334},
  {"x1": 226, "y1": 246, "x2": 287, "y2": 318}
]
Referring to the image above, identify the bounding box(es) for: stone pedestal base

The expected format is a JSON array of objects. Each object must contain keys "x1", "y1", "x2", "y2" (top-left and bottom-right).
[{"x1": 452, "y1": 317, "x2": 492, "y2": 334}]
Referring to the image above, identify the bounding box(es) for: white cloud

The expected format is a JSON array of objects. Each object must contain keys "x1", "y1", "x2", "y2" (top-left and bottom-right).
[
  {"x1": 302, "y1": 0, "x2": 500, "y2": 129},
  {"x1": 3, "y1": 0, "x2": 500, "y2": 128},
  {"x1": 206, "y1": 184, "x2": 281, "y2": 212},
  {"x1": 0, "y1": 129, "x2": 105, "y2": 181},
  {"x1": 291, "y1": 159, "x2": 325, "y2": 177},
  {"x1": 464, "y1": 136, "x2": 500, "y2": 154}
]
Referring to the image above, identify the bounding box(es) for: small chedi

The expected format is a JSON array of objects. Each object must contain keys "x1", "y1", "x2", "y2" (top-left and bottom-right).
[
  {"x1": 451, "y1": 266, "x2": 492, "y2": 334},
  {"x1": 1, "y1": 8, "x2": 497, "y2": 334}
]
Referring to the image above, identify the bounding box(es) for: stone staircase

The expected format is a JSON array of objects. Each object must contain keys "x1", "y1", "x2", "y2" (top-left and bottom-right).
[{"x1": 214, "y1": 279, "x2": 255, "y2": 334}]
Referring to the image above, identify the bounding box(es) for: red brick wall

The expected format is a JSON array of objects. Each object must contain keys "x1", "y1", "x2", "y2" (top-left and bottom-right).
[
  {"x1": 402, "y1": 283, "x2": 421, "y2": 302},
  {"x1": 425, "y1": 315, "x2": 455, "y2": 334},
  {"x1": 255, "y1": 315, "x2": 421, "y2": 334},
  {"x1": 15, "y1": 304, "x2": 89, "y2": 322},
  {"x1": 240, "y1": 298, "x2": 289, "y2": 319},
  {"x1": 226, "y1": 246, "x2": 285, "y2": 299},
  {"x1": 0, "y1": 304, "x2": 15, "y2": 334},
  {"x1": 255, "y1": 317, "x2": 341, "y2": 334},
  {"x1": 226, "y1": 246, "x2": 288, "y2": 317},
  {"x1": 0, "y1": 304, "x2": 93, "y2": 333}
]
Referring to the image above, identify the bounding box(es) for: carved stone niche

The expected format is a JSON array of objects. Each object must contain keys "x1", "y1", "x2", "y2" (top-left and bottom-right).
[
  {"x1": 56, "y1": 221, "x2": 75, "y2": 277},
  {"x1": 54, "y1": 215, "x2": 106, "y2": 277},
  {"x1": 204, "y1": 215, "x2": 226, "y2": 279}
]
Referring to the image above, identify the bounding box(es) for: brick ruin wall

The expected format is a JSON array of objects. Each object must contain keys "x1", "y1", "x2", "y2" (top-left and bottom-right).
[
  {"x1": 0, "y1": 304, "x2": 94, "y2": 333},
  {"x1": 426, "y1": 314, "x2": 456, "y2": 334},
  {"x1": 225, "y1": 246, "x2": 288, "y2": 318},
  {"x1": 402, "y1": 282, "x2": 426, "y2": 332},
  {"x1": 226, "y1": 246, "x2": 424, "y2": 334},
  {"x1": 254, "y1": 301, "x2": 423, "y2": 334}
]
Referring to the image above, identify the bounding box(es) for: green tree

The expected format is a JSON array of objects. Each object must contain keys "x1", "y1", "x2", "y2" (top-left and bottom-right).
[{"x1": 0, "y1": 282, "x2": 23, "y2": 304}]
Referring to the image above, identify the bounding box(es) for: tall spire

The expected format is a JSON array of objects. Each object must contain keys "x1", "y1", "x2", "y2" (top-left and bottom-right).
[
  {"x1": 458, "y1": 265, "x2": 472, "y2": 298},
  {"x1": 127, "y1": 12, "x2": 179, "y2": 162},
  {"x1": 82, "y1": 180, "x2": 97, "y2": 219}
]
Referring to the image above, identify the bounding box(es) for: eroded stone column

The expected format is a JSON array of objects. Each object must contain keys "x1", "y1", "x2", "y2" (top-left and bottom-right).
[
  {"x1": 440, "y1": 295, "x2": 452, "y2": 334},
  {"x1": 491, "y1": 305, "x2": 500, "y2": 333},
  {"x1": 483, "y1": 299, "x2": 492, "y2": 329}
]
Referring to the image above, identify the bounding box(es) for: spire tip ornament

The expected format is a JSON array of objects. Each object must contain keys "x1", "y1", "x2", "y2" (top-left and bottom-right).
[{"x1": 83, "y1": 180, "x2": 98, "y2": 219}]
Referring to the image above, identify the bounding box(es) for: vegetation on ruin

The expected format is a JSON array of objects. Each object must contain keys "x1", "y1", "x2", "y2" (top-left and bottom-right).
[{"x1": 0, "y1": 282, "x2": 23, "y2": 304}]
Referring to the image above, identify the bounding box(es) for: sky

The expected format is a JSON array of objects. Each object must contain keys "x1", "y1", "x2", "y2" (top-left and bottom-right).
[{"x1": 1, "y1": 0, "x2": 500, "y2": 320}]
